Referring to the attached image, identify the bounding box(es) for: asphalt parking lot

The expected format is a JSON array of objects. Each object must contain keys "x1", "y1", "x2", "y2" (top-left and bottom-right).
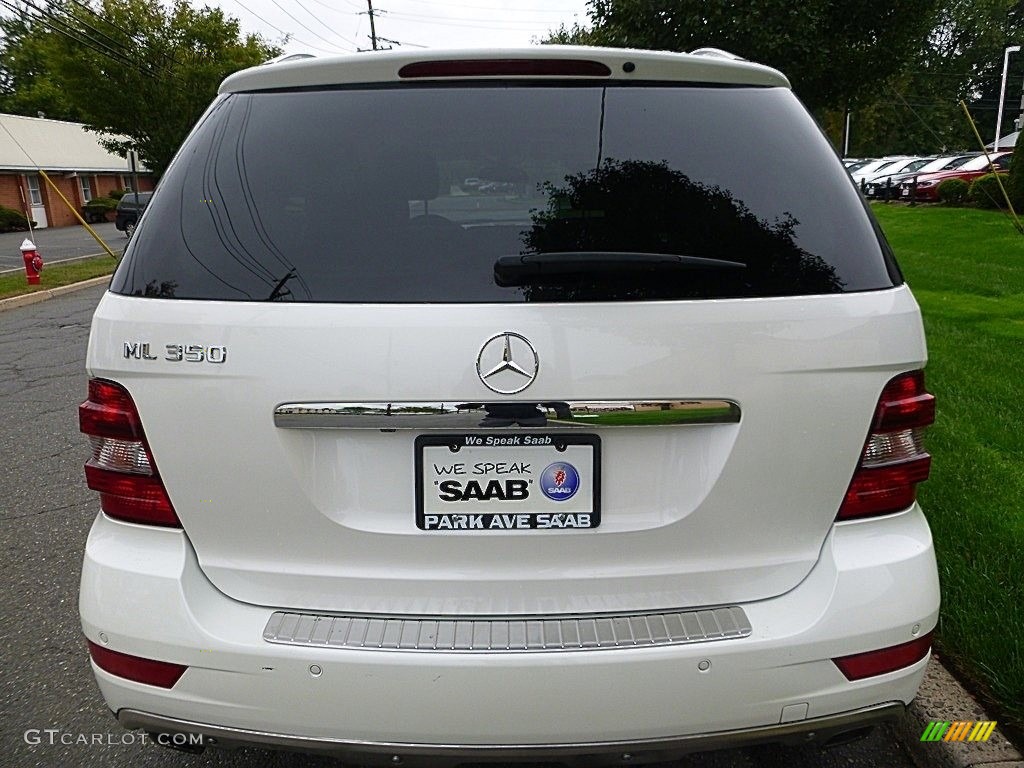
[
  {"x1": 0, "y1": 285, "x2": 918, "y2": 768},
  {"x1": 0, "y1": 221, "x2": 124, "y2": 272}
]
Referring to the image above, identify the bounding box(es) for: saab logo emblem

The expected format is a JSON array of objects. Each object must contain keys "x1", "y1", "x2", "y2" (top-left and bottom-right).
[
  {"x1": 920, "y1": 721, "x2": 997, "y2": 742},
  {"x1": 540, "y1": 462, "x2": 579, "y2": 501}
]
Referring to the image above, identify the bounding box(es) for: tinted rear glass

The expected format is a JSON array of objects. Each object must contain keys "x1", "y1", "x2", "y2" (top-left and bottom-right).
[{"x1": 112, "y1": 83, "x2": 898, "y2": 302}]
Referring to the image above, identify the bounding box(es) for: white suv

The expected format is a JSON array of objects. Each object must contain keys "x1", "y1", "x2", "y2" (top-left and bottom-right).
[{"x1": 79, "y1": 46, "x2": 939, "y2": 762}]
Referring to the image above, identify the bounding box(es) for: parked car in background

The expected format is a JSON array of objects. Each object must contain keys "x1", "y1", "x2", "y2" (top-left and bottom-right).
[
  {"x1": 843, "y1": 158, "x2": 875, "y2": 172},
  {"x1": 866, "y1": 155, "x2": 978, "y2": 199},
  {"x1": 849, "y1": 156, "x2": 911, "y2": 184},
  {"x1": 114, "y1": 191, "x2": 153, "y2": 237},
  {"x1": 900, "y1": 152, "x2": 1012, "y2": 201},
  {"x1": 79, "y1": 46, "x2": 940, "y2": 763},
  {"x1": 861, "y1": 157, "x2": 935, "y2": 198}
]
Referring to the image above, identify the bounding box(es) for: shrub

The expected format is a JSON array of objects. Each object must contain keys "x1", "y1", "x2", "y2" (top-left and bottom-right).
[
  {"x1": 0, "y1": 205, "x2": 34, "y2": 232},
  {"x1": 84, "y1": 196, "x2": 118, "y2": 213},
  {"x1": 969, "y1": 173, "x2": 1009, "y2": 209},
  {"x1": 1006, "y1": 129, "x2": 1024, "y2": 210},
  {"x1": 937, "y1": 178, "x2": 969, "y2": 205},
  {"x1": 83, "y1": 196, "x2": 119, "y2": 222},
  {"x1": 108, "y1": 188, "x2": 127, "y2": 200}
]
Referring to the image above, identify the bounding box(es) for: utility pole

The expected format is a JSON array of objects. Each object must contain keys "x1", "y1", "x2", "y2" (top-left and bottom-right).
[
  {"x1": 841, "y1": 105, "x2": 851, "y2": 158},
  {"x1": 995, "y1": 45, "x2": 1020, "y2": 150},
  {"x1": 367, "y1": 0, "x2": 379, "y2": 51}
]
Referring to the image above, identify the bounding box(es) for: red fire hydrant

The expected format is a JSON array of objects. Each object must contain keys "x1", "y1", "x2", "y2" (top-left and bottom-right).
[{"x1": 21, "y1": 239, "x2": 43, "y2": 285}]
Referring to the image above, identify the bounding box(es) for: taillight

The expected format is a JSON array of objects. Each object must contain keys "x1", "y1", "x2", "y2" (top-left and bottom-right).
[
  {"x1": 833, "y1": 632, "x2": 933, "y2": 680},
  {"x1": 398, "y1": 59, "x2": 612, "y2": 78},
  {"x1": 79, "y1": 378, "x2": 180, "y2": 527},
  {"x1": 837, "y1": 370, "x2": 935, "y2": 521},
  {"x1": 87, "y1": 641, "x2": 187, "y2": 688}
]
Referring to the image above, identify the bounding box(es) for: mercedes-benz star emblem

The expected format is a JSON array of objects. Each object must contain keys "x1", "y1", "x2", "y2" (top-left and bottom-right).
[{"x1": 476, "y1": 332, "x2": 539, "y2": 395}]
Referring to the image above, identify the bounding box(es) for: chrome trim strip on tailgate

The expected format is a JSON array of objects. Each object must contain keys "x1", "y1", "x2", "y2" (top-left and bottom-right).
[
  {"x1": 117, "y1": 703, "x2": 906, "y2": 763},
  {"x1": 262, "y1": 607, "x2": 751, "y2": 652},
  {"x1": 273, "y1": 399, "x2": 741, "y2": 430}
]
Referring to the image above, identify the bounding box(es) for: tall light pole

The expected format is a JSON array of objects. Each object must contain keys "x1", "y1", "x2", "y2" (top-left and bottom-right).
[{"x1": 995, "y1": 44, "x2": 1021, "y2": 151}]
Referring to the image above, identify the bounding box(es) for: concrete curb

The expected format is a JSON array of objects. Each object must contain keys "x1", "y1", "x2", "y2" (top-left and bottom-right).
[
  {"x1": 899, "y1": 658, "x2": 1023, "y2": 768},
  {"x1": 0, "y1": 275, "x2": 110, "y2": 313},
  {"x1": 0, "y1": 251, "x2": 116, "y2": 276}
]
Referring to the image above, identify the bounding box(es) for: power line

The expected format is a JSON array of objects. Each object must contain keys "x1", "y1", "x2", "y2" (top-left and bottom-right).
[
  {"x1": 66, "y1": 0, "x2": 136, "y2": 44},
  {"x1": 395, "y1": 0, "x2": 580, "y2": 12},
  {"x1": 290, "y1": 0, "x2": 359, "y2": 47},
  {"x1": 387, "y1": 9, "x2": 571, "y2": 25},
  {"x1": 302, "y1": 0, "x2": 361, "y2": 15},
  {"x1": 266, "y1": 0, "x2": 354, "y2": 51},
  {"x1": 26, "y1": 0, "x2": 177, "y2": 82},
  {"x1": 379, "y1": 12, "x2": 555, "y2": 31},
  {"x1": 53, "y1": 0, "x2": 182, "y2": 75},
  {"x1": 6, "y1": 0, "x2": 142, "y2": 69},
  {"x1": 1, "y1": 0, "x2": 181, "y2": 87},
  {"x1": 230, "y1": 0, "x2": 348, "y2": 53},
  {"x1": 378, "y1": 36, "x2": 427, "y2": 48}
]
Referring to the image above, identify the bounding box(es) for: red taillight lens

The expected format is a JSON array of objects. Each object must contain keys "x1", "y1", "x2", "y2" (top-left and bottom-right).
[
  {"x1": 398, "y1": 59, "x2": 612, "y2": 79},
  {"x1": 837, "y1": 370, "x2": 935, "y2": 521},
  {"x1": 79, "y1": 378, "x2": 180, "y2": 527},
  {"x1": 79, "y1": 379, "x2": 145, "y2": 440},
  {"x1": 87, "y1": 641, "x2": 187, "y2": 688},
  {"x1": 833, "y1": 632, "x2": 933, "y2": 680},
  {"x1": 873, "y1": 370, "x2": 936, "y2": 431}
]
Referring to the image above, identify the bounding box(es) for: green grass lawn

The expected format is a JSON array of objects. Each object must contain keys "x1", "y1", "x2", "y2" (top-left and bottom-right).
[
  {"x1": 872, "y1": 204, "x2": 1024, "y2": 731},
  {"x1": 0, "y1": 257, "x2": 115, "y2": 300}
]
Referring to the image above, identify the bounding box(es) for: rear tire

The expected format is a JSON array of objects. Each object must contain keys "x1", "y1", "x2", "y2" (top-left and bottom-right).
[{"x1": 124, "y1": 221, "x2": 135, "y2": 239}]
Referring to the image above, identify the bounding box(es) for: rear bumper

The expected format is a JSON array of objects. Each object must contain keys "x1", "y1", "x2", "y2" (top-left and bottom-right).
[
  {"x1": 117, "y1": 702, "x2": 906, "y2": 765},
  {"x1": 80, "y1": 506, "x2": 939, "y2": 752}
]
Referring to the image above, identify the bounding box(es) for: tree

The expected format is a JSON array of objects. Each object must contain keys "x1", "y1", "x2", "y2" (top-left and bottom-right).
[
  {"x1": 0, "y1": 0, "x2": 280, "y2": 177},
  {"x1": 841, "y1": 0, "x2": 1020, "y2": 157},
  {"x1": 546, "y1": 1, "x2": 939, "y2": 115}
]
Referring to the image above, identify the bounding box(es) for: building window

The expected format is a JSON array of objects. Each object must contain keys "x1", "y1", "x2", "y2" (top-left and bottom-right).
[
  {"x1": 80, "y1": 176, "x2": 93, "y2": 202},
  {"x1": 26, "y1": 174, "x2": 42, "y2": 205}
]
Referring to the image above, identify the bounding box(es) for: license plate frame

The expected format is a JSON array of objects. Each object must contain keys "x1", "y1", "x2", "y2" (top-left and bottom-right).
[{"x1": 415, "y1": 433, "x2": 601, "y2": 531}]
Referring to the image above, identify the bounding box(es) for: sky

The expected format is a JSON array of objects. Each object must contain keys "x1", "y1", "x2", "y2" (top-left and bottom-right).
[{"x1": 211, "y1": 0, "x2": 593, "y2": 56}]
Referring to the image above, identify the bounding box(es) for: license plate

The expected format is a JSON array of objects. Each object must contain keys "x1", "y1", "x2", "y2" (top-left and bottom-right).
[
  {"x1": 415, "y1": 434, "x2": 600, "y2": 531},
  {"x1": 902, "y1": 188, "x2": 910, "y2": 197}
]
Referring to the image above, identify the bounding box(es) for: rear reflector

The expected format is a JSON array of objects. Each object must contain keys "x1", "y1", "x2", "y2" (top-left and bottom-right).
[
  {"x1": 833, "y1": 632, "x2": 933, "y2": 680},
  {"x1": 398, "y1": 59, "x2": 612, "y2": 79},
  {"x1": 87, "y1": 641, "x2": 187, "y2": 688},
  {"x1": 79, "y1": 379, "x2": 180, "y2": 528},
  {"x1": 837, "y1": 370, "x2": 935, "y2": 521}
]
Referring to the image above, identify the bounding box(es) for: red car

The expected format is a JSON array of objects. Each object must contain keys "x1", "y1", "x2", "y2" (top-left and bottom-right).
[{"x1": 900, "y1": 152, "x2": 1012, "y2": 201}]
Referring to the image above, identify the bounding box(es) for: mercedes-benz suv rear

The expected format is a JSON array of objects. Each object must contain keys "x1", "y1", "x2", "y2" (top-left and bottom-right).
[{"x1": 79, "y1": 46, "x2": 939, "y2": 762}]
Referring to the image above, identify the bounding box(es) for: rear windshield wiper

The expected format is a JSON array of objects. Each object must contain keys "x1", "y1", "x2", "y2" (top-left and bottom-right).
[
  {"x1": 267, "y1": 268, "x2": 297, "y2": 301},
  {"x1": 494, "y1": 252, "x2": 745, "y2": 287}
]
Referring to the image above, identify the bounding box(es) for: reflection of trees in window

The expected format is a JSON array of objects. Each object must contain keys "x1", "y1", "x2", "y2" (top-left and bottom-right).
[
  {"x1": 135, "y1": 280, "x2": 178, "y2": 298},
  {"x1": 520, "y1": 159, "x2": 843, "y2": 301}
]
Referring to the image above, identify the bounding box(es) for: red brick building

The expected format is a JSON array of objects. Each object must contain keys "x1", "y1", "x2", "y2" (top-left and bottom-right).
[{"x1": 0, "y1": 113, "x2": 155, "y2": 228}]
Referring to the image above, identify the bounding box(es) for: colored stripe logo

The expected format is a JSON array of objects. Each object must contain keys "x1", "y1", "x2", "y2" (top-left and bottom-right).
[{"x1": 921, "y1": 721, "x2": 997, "y2": 742}]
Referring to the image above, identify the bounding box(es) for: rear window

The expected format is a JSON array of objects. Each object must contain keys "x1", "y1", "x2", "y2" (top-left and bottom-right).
[{"x1": 111, "y1": 83, "x2": 898, "y2": 302}]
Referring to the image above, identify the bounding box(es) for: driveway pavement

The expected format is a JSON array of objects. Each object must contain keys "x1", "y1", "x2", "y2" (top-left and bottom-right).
[{"x1": 0, "y1": 222, "x2": 124, "y2": 271}]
